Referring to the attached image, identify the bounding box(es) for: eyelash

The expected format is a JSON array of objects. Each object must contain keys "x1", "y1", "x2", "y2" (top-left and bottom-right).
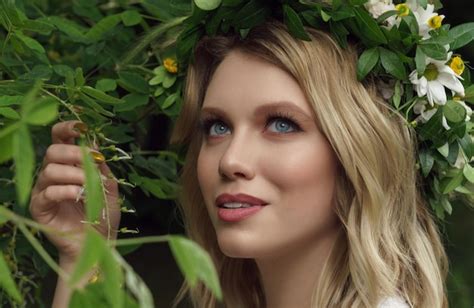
[{"x1": 199, "y1": 111, "x2": 302, "y2": 136}]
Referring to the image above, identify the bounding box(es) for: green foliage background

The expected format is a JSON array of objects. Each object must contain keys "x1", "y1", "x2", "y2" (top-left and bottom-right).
[{"x1": 0, "y1": 0, "x2": 472, "y2": 307}]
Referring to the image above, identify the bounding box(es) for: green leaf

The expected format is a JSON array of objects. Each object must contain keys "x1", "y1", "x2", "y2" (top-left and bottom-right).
[
  {"x1": 115, "y1": 93, "x2": 149, "y2": 112},
  {"x1": 100, "y1": 250, "x2": 123, "y2": 308},
  {"x1": 79, "y1": 93, "x2": 115, "y2": 117},
  {"x1": 415, "y1": 46, "x2": 426, "y2": 75},
  {"x1": 448, "y1": 22, "x2": 474, "y2": 50},
  {"x1": 0, "y1": 107, "x2": 20, "y2": 120},
  {"x1": 81, "y1": 86, "x2": 124, "y2": 105},
  {"x1": 23, "y1": 97, "x2": 58, "y2": 125},
  {"x1": 439, "y1": 169, "x2": 464, "y2": 194},
  {"x1": 95, "y1": 79, "x2": 117, "y2": 92},
  {"x1": 168, "y1": 236, "x2": 222, "y2": 300},
  {"x1": 117, "y1": 72, "x2": 149, "y2": 94},
  {"x1": 75, "y1": 68, "x2": 85, "y2": 87},
  {"x1": 13, "y1": 30, "x2": 45, "y2": 54},
  {"x1": 419, "y1": 43, "x2": 447, "y2": 61},
  {"x1": 353, "y1": 7, "x2": 387, "y2": 44},
  {"x1": 0, "y1": 252, "x2": 22, "y2": 303},
  {"x1": 356, "y1": 47, "x2": 379, "y2": 80},
  {"x1": 194, "y1": 0, "x2": 222, "y2": 11},
  {"x1": 463, "y1": 164, "x2": 474, "y2": 183},
  {"x1": 149, "y1": 66, "x2": 167, "y2": 86},
  {"x1": 437, "y1": 142, "x2": 449, "y2": 158},
  {"x1": 463, "y1": 84, "x2": 474, "y2": 104},
  {"x1": 162, "y1": 93, "x2": 179, "y2": 109},
  {"x1": 120, "y1": 10, "x2": 142, "y2": 26},
  {"x1": 443, "y1": 100, "x2": 466, "y2": 123},
  {"x1": 283, "y1": 5, "x2": 311, "y2": 41},
  {"x1": 80, "y1": 143, "x2": 105, "y2": 222},
  {"x1": 0, "y1": 131, "x2": 14, "y2": 163},
  {"x1": 440, "y1": 198, "x2": 452, "y2": 215},
  {"x1": 379, "y1": 48, "x2": 406, "y2": 80},
  {"x1": 13, "y1": 125, "x2": 35, "y2": 206},
  {"x1": 69, "y1": 228, "x2": 106, "y2": 286},
  {"x1": 46, "y1": 16, "x2": 87, "y2": 42},
  {"x1": 0, "y1": 96, "x2": 23, "y2": 107},
  {"x1": 85, "y1": 14, "x2": 122, "y2": 42},
  {"x1": 419, "y1": 150, "x2": 434, "y2": 177},
  {"x1": 22, "y1": 19, "x2": 55, "y2": 35},
  {"x1": 162, "y1": 74, "x2": 177, "y2": 89}
]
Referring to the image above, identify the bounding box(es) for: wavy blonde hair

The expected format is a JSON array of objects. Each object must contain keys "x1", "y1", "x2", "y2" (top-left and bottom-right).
[{"x1": 170, "y1": 20, "x2": 448, "y2": 308}]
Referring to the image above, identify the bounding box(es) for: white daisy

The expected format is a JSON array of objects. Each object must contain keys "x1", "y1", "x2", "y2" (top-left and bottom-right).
[
  {"x1": 409, "y1": 3, "x2": 445, "y2": 39},
  {"x1": 364, "y1": 0, "x2": 395, "y2": 19},
  {"x1": 409, "y1": 53, "x2": 465, "y2": 106}
]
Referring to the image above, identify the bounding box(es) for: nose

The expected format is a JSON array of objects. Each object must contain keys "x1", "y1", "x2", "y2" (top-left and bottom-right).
[{"x1": 218, "y1": 132, "x2": 256, "y2": 181}]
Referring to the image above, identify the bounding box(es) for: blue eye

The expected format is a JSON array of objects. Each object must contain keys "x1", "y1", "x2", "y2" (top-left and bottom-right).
[
  {"x1": 267, "y1": 118, "x2": 297, "y2": 133},
  {"x1": 200, "y1": 112, "x2": 301, "y2": 137},
  {"x1": 209, "y1": 121, "x2": 230, "y2": 136}
]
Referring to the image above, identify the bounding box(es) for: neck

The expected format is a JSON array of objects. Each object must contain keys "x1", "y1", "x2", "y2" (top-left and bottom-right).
[{"x1": 255, "y1": 228, "x2": 340, "y2": 308}]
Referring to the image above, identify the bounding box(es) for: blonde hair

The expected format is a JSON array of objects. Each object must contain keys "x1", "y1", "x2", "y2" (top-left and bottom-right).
[{"x1": 170, "y1": 19, "x2": 448, "y2": 308}]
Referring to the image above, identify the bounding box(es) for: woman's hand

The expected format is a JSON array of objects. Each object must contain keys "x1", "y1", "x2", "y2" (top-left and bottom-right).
[{"x1": 29, "y1": 120, "x2": 121, "y2": 261}]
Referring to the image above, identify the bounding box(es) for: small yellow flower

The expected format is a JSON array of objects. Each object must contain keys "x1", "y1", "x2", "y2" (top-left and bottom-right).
[
  {"x1": 428, "y1": 15, "x2": 443, "y2": 29},
  {"x1": 410, "y1": 120, "x2": 418, "y2": 128},
  {"x1": 163, "y1": 58, "x2": 178, "y2": 74},
  {"x1": 395, "y1": 4, "x2": 410, "y2": 17},
  {"x1": 449, "y1": 56, "x2": 465, "y2": 76}
]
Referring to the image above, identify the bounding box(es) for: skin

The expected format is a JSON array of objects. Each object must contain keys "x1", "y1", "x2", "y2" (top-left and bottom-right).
[
  {"x1": 197, "y1": 50, "x2": 341, "y2": 307},
  {"x1": 29, "y1": 120, "x2": 121, "y2": 308}
]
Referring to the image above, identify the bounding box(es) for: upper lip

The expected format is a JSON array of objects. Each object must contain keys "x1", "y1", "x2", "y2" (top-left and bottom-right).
[{"x1": 215, "y1": 193, "x2": 268, "y2": 207}]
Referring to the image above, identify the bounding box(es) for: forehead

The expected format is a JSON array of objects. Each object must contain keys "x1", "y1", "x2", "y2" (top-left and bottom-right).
[{"x1": 202, "y1": 50, "x2": 313, "y2": 116}]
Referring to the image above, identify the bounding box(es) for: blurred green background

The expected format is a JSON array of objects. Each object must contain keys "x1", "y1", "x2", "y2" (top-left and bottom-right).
[{"x1": 30, "y1": 1, "x2": 473, "y2": 307}]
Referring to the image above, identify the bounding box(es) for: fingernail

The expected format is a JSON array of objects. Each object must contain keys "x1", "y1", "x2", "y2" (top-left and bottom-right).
[
  {"x1": 90, "y1": 150, "x2": 105, "y2": 163},
  {"x1": 73, "y1": 122, "x2": 88, "y2": 134}
]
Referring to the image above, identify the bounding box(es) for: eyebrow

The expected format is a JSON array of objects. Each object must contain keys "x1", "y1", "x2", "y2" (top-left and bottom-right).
[{"x1": 200, "y1": 101, "x2": 314, "y2": 122}]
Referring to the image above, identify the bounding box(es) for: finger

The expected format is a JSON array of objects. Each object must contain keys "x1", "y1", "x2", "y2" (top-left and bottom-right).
[
  {"x1": 51, "y1": 121, "x2": 87, "y2": 144},
  {"x1": 36, "y1": 163, "x2": 86, "y2": 191},
  {"x1": 43, "y1": 144, "x2": 104, "y2": 166},
  {"x1": 30, "y1": 185, "x2": 84, "y2": 219}
]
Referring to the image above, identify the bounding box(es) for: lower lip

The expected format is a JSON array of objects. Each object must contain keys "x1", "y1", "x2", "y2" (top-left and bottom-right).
[{"x1": 217, "y1": 205, "x2": 265, "y2": 222}]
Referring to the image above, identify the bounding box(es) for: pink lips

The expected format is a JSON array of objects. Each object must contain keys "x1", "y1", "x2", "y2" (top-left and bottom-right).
[
  {"x1": 215, "y1": 193, "x2": 268, "y2": 207},
  {"x1": 215, "y1": 193, "x2": 268, "y2": 222}
]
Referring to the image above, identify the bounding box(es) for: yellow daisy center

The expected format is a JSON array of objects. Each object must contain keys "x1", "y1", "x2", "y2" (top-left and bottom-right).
[
  {"x1": 395, "y1": 4, "x2": 410, "y2": 17},
  {"x1": 449, "y1": 56, "x2": 465, "y2": 76},
  {"x1": 452, "y1": 96, "x2": 462, "y2": 101},
  {"x1": 164, "y1": 58, "x2": 178, "y2": 74},
  {"x1": 428, "y1": 15, "x2": 443, "y2": 29},
  {"x1": 424, "y1": 63, "x2": 439, "y2": 81}
]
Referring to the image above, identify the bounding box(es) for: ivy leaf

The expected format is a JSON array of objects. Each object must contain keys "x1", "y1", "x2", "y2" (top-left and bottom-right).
[
  {"x1": 0, "y1": 252, "x2": 22, "y2": 303},
  {"x1": 13, "y1": 125, "x2": 34, "y2": 206},
  {"x1": 283, "y1": 5, "x2": 311, "y2": 41},
  {"x1": 448, "y1": 22, "x2": 474, "y2": 50},
  {"x1": 168, "y1": 235, "x2": 222, "y2": 300},
  {"x1": 356, "y1": 47, "x2": 379, "y2": 80},
  {"x1": 379, "y1": 47, "x2": 406, "y2": 80}
]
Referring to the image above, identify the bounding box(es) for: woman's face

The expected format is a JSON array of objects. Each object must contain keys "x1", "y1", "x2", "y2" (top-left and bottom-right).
[{"x1": 197, "y1": 50, "x2": 340, "y2": 259}]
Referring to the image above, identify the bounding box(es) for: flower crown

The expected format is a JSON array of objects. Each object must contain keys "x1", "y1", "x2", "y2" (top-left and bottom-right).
[{"x1": 165, "y1": 0, "x2": 474, "y2": 218}]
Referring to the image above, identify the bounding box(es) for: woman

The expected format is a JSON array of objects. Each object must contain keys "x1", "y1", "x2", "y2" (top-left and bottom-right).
[{"x1": 30, "y1": 20, "x2": 448, "y2": 307}]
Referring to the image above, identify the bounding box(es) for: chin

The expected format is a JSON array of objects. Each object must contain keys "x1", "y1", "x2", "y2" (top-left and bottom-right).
[{"x1": 215, "y1": 228, "x2": 269, "y2": 258}]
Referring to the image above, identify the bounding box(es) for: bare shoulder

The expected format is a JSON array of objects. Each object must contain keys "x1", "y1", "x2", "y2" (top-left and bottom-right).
[{"x1": 378, "y1": 296, "x2": 409, "y2": 308}]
